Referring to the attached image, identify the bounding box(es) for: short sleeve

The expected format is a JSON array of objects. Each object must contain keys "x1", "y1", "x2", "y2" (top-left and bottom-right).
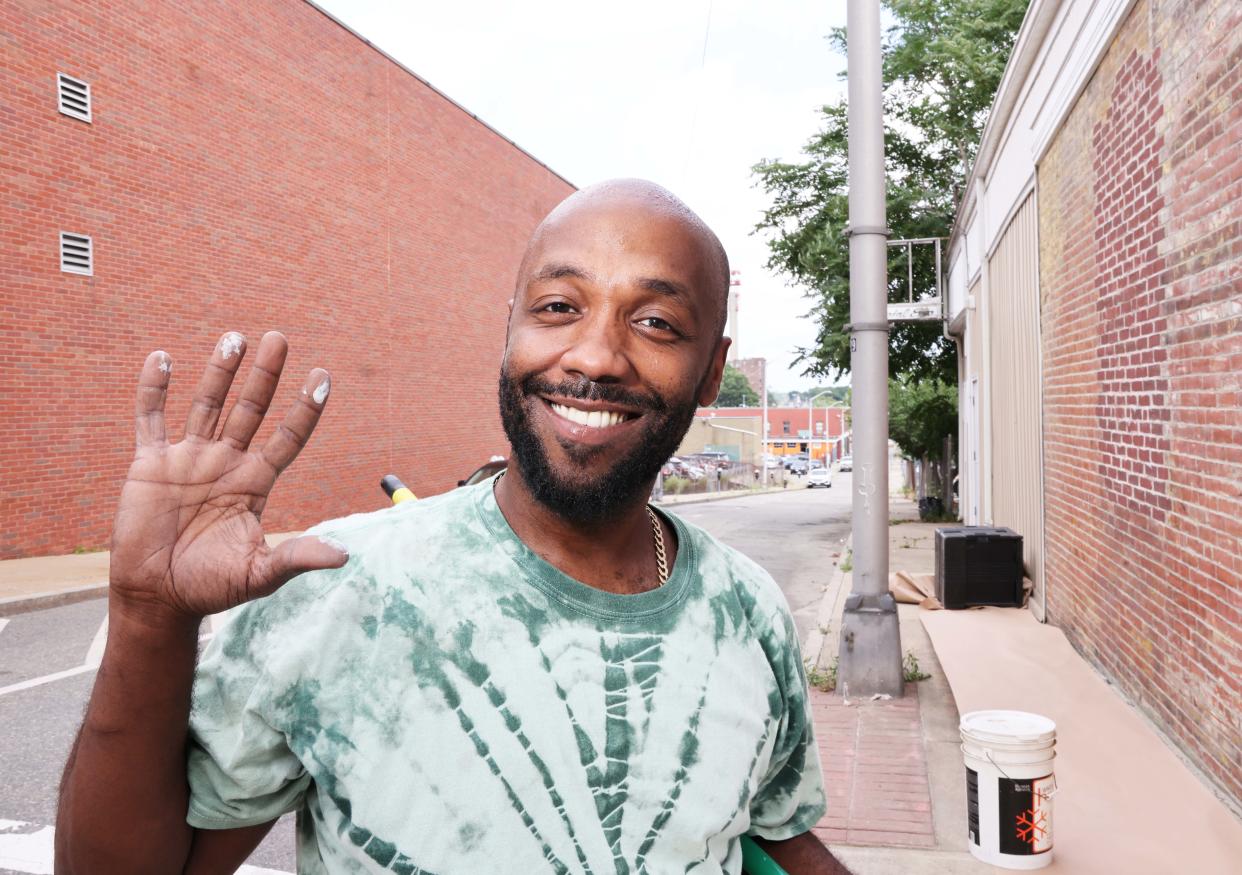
[
  {"x1": 186, "y1": 597, "x2": 312, "y2": 829},
  {"x1": 747, "y1": 608, "x2": 827, "y2": 840}
]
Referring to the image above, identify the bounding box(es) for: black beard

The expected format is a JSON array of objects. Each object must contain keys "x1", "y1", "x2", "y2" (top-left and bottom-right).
[{"x1": 497, "y1": 367, "x2": 701, "y2": 524}]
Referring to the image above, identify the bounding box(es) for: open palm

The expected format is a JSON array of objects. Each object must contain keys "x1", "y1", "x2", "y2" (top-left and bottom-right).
[{"x1": 109, "y1": 331, "x2": 347, "y2": 620}]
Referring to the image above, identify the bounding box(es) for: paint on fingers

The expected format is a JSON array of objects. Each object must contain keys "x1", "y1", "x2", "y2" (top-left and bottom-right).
[
  {"x1": 158, "y1": 352, "x2": 172, "y2": 375},
  {"x1": 312, "y1": 377, "x2": 331, "y2": 405},
  {"x1": 218, "y1": 332, "x2": 244, "y2": 360}
]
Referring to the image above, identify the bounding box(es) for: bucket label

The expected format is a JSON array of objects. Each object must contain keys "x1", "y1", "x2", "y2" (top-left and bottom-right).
[
  {"x1": 966, "y1": 767, "x2": 979, "y2": 845},
  {"x1": 998, "y1": 774, "x2": 1054, "y2": 855}
]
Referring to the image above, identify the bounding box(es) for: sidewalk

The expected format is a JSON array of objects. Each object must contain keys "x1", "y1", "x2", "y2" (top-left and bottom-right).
[
  {"x1": 804, "y1": 501, "x2": 988, "y2": 873},
  {"x1": 803, "y1": 496, "x2": 1242, "y2": 874}
]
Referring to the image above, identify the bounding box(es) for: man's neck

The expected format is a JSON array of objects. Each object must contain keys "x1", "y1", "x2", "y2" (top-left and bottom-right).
[{"x1": 492, "y1": 468, "x2": 673, "y2": 595}]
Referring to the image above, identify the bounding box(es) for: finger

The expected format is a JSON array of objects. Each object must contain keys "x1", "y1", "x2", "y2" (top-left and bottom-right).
[
  {"x1": 184, "y1": 331, "x2": 247, "y2": 442},
  {"x1": 259, "y1": 368, "x2": 331, "y2": 475},
  {"x1": 135, "y1": 350, "x2": 173, "y2": 449},
  {"x1": 219, "y1": 331, "x2": 288, "y2": 451},
  {"x1": 249, "y1": 534, "x2": 349, "y2": 599}
]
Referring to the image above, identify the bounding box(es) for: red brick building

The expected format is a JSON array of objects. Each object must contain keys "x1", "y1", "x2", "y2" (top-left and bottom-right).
[
  {"x1": 946, "y1": 0, "x2": 1241, "y2": 809},
  {"x1": 0, "y1": 1, "x2": 574, "y2": 558}
]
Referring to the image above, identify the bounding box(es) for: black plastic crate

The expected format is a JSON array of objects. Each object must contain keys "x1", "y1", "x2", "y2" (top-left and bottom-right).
[{"x1": 934, "y1": 526, "x2": 1024, "y2": 609}]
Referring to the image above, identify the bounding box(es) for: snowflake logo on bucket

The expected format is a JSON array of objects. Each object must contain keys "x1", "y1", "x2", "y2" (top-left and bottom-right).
[{"x1": 1016, "y1": 807, "x2": 1048, "y2": 846}]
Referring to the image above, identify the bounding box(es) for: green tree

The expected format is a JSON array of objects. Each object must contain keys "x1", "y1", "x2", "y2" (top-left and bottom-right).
[
  {"x1": 889, "y1": 376, "x2": 957, "y2": 510},
  {"x1": 714, "y1": 365, "x2": 760, "y2": 407},
  {"x1": 753, "y1": 0, "x2": 1029, "y2": 383}
]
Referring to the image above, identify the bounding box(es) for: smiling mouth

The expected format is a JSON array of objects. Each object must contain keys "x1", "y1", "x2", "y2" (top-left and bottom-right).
[{"x1": 547, "y1": 401, "x2": 639, "y2": 429}]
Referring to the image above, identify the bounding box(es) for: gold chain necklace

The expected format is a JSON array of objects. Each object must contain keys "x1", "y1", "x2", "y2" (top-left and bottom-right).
[
  {"x1": 496, "y1": 471, "x2": 669, "y2": 587},
  {"x1": 647, "y1": 505, "x2": 669, "y2": 586}
]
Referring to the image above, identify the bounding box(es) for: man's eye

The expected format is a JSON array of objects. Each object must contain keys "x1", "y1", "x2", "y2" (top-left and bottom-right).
[
  {"x1": 638, "y1": 317, "x2": 678, "y2": 334},
  {"x1": 543, "y1": 302, "x2": 575, "y2": 314}
]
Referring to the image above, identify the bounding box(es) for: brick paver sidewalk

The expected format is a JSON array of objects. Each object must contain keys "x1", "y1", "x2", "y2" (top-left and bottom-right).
[{"x1": 810, "y1": 682, "x2": 936, "y2": 848}]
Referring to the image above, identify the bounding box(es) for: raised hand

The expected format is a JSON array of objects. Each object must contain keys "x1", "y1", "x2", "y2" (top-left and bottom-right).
[{"x1": 109, "y1": 330, "x2": 348, "y2": 622}]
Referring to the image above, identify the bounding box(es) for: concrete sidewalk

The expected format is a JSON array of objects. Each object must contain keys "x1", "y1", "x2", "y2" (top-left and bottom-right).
[
  {"x1": 803, "y1": 496, "x2": 1242, "y2": 874},
  {"x1": 802, "y1": 499, "x2": 997, "y2": 874}
]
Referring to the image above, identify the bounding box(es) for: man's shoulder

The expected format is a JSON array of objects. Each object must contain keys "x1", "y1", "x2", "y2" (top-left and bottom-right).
[
  {"x1": 306, "y1": 480, "x2": 489, "y2": 557},
  {"x1": 669, "y1": 510, "x2": 791, "y2": 617},
  {"x1": 240, "y1": 483, "x2": 494, "y2": 621}
]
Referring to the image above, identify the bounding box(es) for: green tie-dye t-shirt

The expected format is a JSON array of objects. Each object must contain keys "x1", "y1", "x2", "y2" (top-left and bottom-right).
[{"x1": 187, "y1": 479, "x2": 825, "y2": 874}]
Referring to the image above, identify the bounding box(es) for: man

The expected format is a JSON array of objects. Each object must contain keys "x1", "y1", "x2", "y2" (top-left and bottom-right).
[{"x1": 57, "y1": 180, "x2": 850, "y2": 874}]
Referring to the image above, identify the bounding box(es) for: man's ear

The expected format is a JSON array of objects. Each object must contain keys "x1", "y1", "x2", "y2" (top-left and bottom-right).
[
  {"x1": 503, "y1": 298, "x2": 516, "y2": 344},
  {"x1": 697, "y1": 337, "x2": 732, "y2": 407}
]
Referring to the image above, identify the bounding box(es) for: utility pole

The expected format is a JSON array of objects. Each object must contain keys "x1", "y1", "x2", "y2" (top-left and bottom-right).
[
  {"x1": 837, "y1": 0, "x2": 903, "y2": 697},
  {"x1": 760, "y1": 358, "x2": 769, "y2": 487}
]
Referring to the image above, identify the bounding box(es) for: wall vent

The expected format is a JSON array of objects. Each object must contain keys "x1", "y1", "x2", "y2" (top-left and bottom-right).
[
  {"x1": 57, "y1": 73, "x2": 91, "y2": 122},
  {"x1": 60, "y1": 232, "x2": 92, "y2": 275}
]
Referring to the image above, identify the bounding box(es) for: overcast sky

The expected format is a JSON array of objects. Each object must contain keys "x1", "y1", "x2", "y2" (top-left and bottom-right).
[{"x1": 314, "y1": 0, "x2": 849, "y2": 391}]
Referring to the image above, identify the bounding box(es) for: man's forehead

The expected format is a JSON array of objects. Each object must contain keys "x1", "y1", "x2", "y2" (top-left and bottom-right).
[{"x1": 524, "y1": 197, "x2": 716, "y2": 286}]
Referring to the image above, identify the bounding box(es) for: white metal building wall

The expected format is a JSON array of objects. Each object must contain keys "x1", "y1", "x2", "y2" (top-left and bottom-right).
[{"x1": 986, "y1": 192, "x2": 1046, "y2": 618}]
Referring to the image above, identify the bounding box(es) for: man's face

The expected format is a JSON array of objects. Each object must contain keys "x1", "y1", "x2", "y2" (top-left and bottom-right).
[{"x1": 499, "y1": 198, "x2": 729, "y2": 523}]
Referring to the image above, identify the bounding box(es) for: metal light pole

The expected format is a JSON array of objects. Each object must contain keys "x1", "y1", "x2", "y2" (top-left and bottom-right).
[{"x1": 838, "y1": 0, "x2": 903, "y2": 697}]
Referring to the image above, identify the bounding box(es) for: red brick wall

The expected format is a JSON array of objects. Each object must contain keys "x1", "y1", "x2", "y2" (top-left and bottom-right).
[
  {"x1": 1040, "y1": 0, "x2": 1241, "y2": 806},
  {"x1": 0, "y1": 0, "x2": 574, "y2": 558}
]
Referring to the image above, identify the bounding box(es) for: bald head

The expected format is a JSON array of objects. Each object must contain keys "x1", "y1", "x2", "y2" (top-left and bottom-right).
[{"x1": 517, "y1": 179, "x2": 732, "y2": 338}]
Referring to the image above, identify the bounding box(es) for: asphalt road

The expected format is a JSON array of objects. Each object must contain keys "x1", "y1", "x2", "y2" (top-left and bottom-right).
[
  {"x1": 0, "y1": 474, "x2": 851, "y2": 874},
  {"x1": 668, "y1": 475, "x2": 853, "y2": 645}
]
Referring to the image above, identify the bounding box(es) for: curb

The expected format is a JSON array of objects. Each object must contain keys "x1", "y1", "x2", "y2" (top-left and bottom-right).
[
  {"x1": 0, "y1": 581, "x2": 109, "y2": 616},
  {"x1": 655, "y1": 484, "x2": 794, "y2": 508},
  {"x1": 802, "y1": 532, "x2": 853, "y2": 671}
]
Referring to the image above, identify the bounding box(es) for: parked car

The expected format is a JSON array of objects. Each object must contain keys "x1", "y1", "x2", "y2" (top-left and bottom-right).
[
  {"x1": 788, "y1": 459, "x2": 809, "y2": 475},
  {"x1": 458, "y1": 456, "x2": 507, "y2": 487},
  {"x1": 807, "y1": 467, "x2": 833, "y2": 488},
  {"x1": 838, "y1": 455, "x2": 853, "y2": 472}
]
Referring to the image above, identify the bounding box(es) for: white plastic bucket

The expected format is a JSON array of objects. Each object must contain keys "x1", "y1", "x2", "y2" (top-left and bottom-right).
[{"x1": 960, "y1": 710, "x2": 1057, "y2": 870}]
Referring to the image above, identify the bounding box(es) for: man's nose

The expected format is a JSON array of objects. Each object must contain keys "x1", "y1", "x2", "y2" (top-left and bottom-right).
[{"x1": 558, "y1": 310, "x2": 633, "y2": 384}]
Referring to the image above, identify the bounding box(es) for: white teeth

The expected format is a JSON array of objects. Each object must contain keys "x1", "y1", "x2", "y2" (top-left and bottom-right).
[{"x1": 551, "y1": 403, "x2": 627, "y2": 429}]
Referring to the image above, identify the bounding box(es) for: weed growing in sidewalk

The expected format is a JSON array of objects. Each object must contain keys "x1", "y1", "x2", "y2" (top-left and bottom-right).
[
  {"x1": 807, "y1": 657, "x2": 839, "y2": 692},
  {"x1": 839, "y1": 549, "x2": 853, "y2": 572},
  {"x1": 903, "y1": 651, "x2": 931, "y2": 682}
]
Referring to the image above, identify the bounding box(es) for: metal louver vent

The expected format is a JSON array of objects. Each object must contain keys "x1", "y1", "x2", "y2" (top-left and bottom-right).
[
  {"x1": 60, "y1": 232, "x2": 92, "y2": 275},
  {"x1": 57, "y1": 73, "x2": 91, "y2": 122}
]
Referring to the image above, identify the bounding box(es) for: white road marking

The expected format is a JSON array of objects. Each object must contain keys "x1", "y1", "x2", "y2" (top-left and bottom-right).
[
  {"x1": 0, "y1": 618, "x2": 9, "y2": 639},
  {"x1": 0, "y1": 818, "x2": 290, "y2": 874},
  {"x1": 84, "y1": 615, "x2": 108, "y2": 667},
  {"x1": 0, "y1": 819, "x2": 54, "y2": 874},
  {"x1": 0, "y1": 619, "x2": 214, "y2": 698},
  {"x1": 0, "y1": 665, "x2": 96, "y2": 698}
]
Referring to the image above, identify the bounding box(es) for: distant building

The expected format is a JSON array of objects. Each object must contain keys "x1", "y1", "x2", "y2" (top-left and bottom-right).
[
  {"x1": 681, "y1": 407, "x2": 849, "y2": 464},
  {"x1": 945, "y1": 0, "x2": 1241, "y2": 809},
  {"x1": 0, "y1": 0, "x2": 573, "y2": 558},
  {"x1": 731, "y1": 357, "x2": 767, "y2": 400}
]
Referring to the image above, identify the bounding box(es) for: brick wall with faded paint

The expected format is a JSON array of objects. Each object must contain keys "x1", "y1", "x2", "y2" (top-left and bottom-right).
[
  {"x1": 0, "y1": 1, "x2": 574, "y2": 558},
  {"x1": 1040, "y1": 0, "x2": 1241, "y2": 806}
]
